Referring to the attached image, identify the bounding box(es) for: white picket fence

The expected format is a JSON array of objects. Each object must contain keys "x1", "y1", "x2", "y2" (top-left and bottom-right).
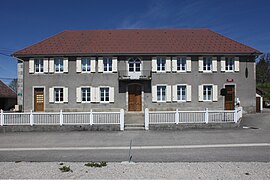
[
  {"x1": 0, "y1": 109, "x2": 125, "y2": 131},
  {"x1": 144, "y1": 107, "x2": 243, "y2": 130}
]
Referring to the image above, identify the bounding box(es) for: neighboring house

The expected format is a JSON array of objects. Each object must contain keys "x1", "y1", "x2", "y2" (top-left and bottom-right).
[
  {"x1": 0, "y1": 80, "x2": 17, "y2": 111},
  {"x1": 13, "y1": 28, "x2": 261, "y2": 113}
]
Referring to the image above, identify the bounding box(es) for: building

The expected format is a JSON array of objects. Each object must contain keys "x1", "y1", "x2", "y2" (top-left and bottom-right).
[
  {"x1": 13, "y1": 28, "x2": 261, "y2": 113},
  {"x1": 0, "y1": 80, "x2": 17, "y2": 111}
]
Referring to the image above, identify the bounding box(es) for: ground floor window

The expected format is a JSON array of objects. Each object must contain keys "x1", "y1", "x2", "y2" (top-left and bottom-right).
[
  {"x1": 203, "y1": 85, "x2": 212, "y2": 101},
  {"x1": 177, "y1": 85, "x2": 186, "y2": 101},
  {"x1": 54, "y1": 88, "x2": 63, "y2": 102},
  {"x1": 100, "y1": 87, "x2": 109, "y2": 102},
  {"x1": 81, "y1": 87, "x2": 91, "y2": 102},
  {"x1": 157, "y1": 86, "x2": 166, "y2": 101}
]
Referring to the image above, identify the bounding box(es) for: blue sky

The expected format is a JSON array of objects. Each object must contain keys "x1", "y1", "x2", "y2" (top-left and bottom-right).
[{"x1": 0, "y1": 0, "x2": 269, "y2": 84}]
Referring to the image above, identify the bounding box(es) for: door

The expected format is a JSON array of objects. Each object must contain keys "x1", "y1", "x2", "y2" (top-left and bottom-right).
[
  {"x1": 224, "y1": 85, "x2": 235, "y2": 110},
  {"x1": 128, "y1": 84, "x2": 142, "y2": 111},
  {"x1": 34, "y1": 88, "x2": 44, "y2": 112},
  {"x1": 256, "y1": 97, "x2": 261, "y2": 112}
]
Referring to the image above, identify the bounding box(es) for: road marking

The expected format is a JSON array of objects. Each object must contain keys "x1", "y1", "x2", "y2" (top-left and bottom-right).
[{"x1": 0, "y1": 143, "x2": 269, "y2": 151}]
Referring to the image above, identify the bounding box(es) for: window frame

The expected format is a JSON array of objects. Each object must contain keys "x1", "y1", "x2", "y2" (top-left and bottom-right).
[
  {"x1": 54, "y1": 57, "x2": 64, "y2": 73},
  {"x1": 128, "y1": 57, "x2": 141, "y2": 72},
  {"x1": 81, "y1": 87, "x2": 91, "y2": 103},
  {"x1": 203, "y1": 57, "x2": 212, "y2": 72},
  {"x1": 100, "y1": 87, "x2": 110, "y2": 103},
  {"x1": 103, "y1": 57, "x2": 113, "y2": 72},
  {"x1": 225, "y1": 57, "x2": 234, "y2": 72},
  {"x1": 177, "y1": 84, "x2": 187, "y2": 102},
  {"x1": 156, "y1": 57, "x2": 166, "y2": 72},
  {"x1": 177, "y1": 57, "x2": 187, "y2": 72},
  {"x1": 81, "y1": 58, "x2": 91, "y2": 73},
  {"x1": 157, "y1": 85, "x2": 167, "y2": 102},
  {"x1": 54, "y1": 87, "x2": 64, "y2": 103},
  {"x1": 34, "y1": 58, "x2": 44, "y2": 73},
  {"x1": 203, "y1": 85, "x2": 213, "y2": 101}
]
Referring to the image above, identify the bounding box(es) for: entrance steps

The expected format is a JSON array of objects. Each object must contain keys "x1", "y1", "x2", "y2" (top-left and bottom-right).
[{"x1": 124, "y1": 112, "x2": 145, "y2": 130}]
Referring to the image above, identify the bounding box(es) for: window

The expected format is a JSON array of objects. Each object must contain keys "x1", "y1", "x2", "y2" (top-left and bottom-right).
[
  {"x1": 54, "y1": 88, "x2": 63, "y2": 102},
  {"x1": 100, "y1": 87, "x2": 109, "y2": 102},
  {"x1": 157, "y1": 86, "x2": 166, "y2": 101},
  {"x1": 226, "y1": 57, "x2": 234, "y2": 71},
  {"x1": 129, "y1": 58, "x2": 141, "y2": 72},
  {"x1": 203, "y1": 85, "x2": 212, "y2": 101},
  {"x1": 177, "y1": 57, "x2": 186, "y2": 71},
  {"x1": 55, "y1": 58, "x2": 63, "y2": 72},
  {"x1": 82, "y1": 58, "x2": 91, "y2": 72},
  {"x1": 103, "y1": 57, "x2": 112, "y2": 72},
  {"x1": 157, "y1": 57, "x2": 166, "y2": 71},
  {"x1": 81, "y1": 88, "x2": 91, "y2": 102},
  {"x1": 203, "y1": 57, "x2": 212, "y2": 71},
  {"x1": 177, "y1": 85, "x2": 186, "y2": 101},
  {"x1": 34, "y1": 58, "x2": 43, "y2": 73}
]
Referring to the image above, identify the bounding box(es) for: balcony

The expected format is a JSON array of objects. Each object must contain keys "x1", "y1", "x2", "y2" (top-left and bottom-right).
[{"x1": 118, "y1": 70, "x2": 152, "y2": 80}]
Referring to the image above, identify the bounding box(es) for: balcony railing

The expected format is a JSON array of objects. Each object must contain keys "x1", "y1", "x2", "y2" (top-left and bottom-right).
[{"x1": 118, "y1": 70, "x2": 152, "y2": 80}]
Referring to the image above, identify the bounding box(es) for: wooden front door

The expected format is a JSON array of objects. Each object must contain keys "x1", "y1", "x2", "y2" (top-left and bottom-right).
[
  {"x1": 128, "y1": 84, "x2": 142, "y2": 111},
  {"x1": 34, "y1": 88, "x2": 44, "y2": 112},
  {"x1": 224, "y1": 85, "x2": 235, "y2": 110},
  {"x1": 256, "y1": 97, "x2": 261, "y2": 112}
]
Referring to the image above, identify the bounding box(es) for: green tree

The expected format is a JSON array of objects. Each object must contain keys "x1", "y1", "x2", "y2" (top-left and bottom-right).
[{"x1": 9, "y1": 79, "x2": 17, "y2": 93}]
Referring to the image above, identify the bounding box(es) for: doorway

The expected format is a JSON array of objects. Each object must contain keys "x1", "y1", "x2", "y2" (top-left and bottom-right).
[
  {"x1": 224, "y1": 85, "x2": 235, "y2": 110},
  {"x1": 34, "y1": 88, "x2": 44, "y2": 112},
  {"x1": 128, "y1": 84, "x2": 142, "y2": 111}
]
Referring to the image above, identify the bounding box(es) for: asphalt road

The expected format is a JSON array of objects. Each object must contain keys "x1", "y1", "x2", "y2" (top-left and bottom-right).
[{"x1": 0, "y1": 110, "x2": 269, "y2": 162}]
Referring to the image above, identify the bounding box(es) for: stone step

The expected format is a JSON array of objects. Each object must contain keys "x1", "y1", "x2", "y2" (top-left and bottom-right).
[
  {"x1": 124, "y1": 123, "x2": 145, "y2": 131},
  {"x1": 124, "y1": 127, "x2": 145, "y2": 131},
  {"x1": 124, "y1": 113, "x2": 145, "y2": 124}
]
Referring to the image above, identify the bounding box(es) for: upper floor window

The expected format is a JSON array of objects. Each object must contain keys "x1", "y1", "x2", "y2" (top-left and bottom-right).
[
  {"x1": 54, "y1": 88, "x2": 63, "y2": 102},
  {"x1": 81, "y1": 87, "x2": 91, "y2": 102},
  {"x1": 226, "y1": 57, "x2": 234, "y2": 71},
  {"x1": 82, "y1": 58, "x2": 91, "y2": 72},
  {"x1": 157, "y1": 85, "x2": 166, "y2": 102},
  {"x1": 203, "y1": 85, "x2": 212, "y2": 101},
  {"x1": 203, "y1": 57, "x2": 212, "y2": 71},
  {"x1": 177, "y1": 57, "x2": 186, "y2": 71},
  {"x1": 34, "y1": 58, "x2": 43, "y2": 73},
  {"x1": 55, "y1": 58, "x2": 64, "y2": 73},
  {"x1": 100, "y1": 87, "x2": 110, "y2": 102},
  {"x1": 103, "y1": 57, "x2": 112, "y2": 72},
  {"x1": 177, "y1": 85, "x2": 186, "y2": 101},
  {"x1": 128, "y1": 58, "x2": 141, "y2": 72},
  {"x1": 157, "y1": 57, "x2": 166, "y2": 71}
]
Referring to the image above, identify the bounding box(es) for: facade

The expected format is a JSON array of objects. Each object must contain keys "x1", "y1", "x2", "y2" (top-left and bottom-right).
[
  {"x1": 0, "y1": 80, "x2": 17, "y2": 111},
  {"x1": 13, "y1": 29, "x2": 261, "y2": 113}
]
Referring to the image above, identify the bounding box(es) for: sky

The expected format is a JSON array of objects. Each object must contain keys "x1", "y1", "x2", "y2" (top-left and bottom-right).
[{"x1": 0, "y1": 0, "x2": 269, "y2": 84}]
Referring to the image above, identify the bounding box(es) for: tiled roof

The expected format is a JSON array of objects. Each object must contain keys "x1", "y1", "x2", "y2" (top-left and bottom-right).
[
  {"x1": 0, "y1": 80, "x2": 16, "y2": 98},
  {"x1": 13, "y1": 28, "x2": 261, "y2": 56}
]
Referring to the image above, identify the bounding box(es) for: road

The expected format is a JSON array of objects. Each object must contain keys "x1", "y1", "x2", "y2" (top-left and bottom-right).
[{"x1": 0, "y1": 110, "x2": 269, "y2": 162}]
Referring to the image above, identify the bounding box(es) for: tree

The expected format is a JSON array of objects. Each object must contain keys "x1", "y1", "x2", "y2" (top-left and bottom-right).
[
  {"x1": 9, "y1": 79, "x2": 17, "y2": 93},
  {"x1": 256, "y1": 53, "x2": 270, "y2": 83}
]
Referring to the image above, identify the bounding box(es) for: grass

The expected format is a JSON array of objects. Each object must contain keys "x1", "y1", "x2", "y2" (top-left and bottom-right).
[
  {"x1": 59, "y1": 165, "x2": 73, "y2": 172},
  {"x1": 84, "y1": 162, "x2": 107, "y2": 168}
]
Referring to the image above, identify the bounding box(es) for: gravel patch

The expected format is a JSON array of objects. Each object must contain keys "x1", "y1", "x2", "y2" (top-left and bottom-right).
[{"x1": 0, "y1": 162, "x2": 269, "y2": 179}]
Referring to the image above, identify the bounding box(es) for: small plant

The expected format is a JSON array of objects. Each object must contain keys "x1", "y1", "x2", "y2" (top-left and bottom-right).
[
  {"x1": 84, "y1": 161, "x2": 107, "y2": 168},
  {"x1": 59, "y1": 162, "x2": 64, "y2": 165},
  {"x1": 59, "y1": 165, "x2": 72, "y2": 172}
]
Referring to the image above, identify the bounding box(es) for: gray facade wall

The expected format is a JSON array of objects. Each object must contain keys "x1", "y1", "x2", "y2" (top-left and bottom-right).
[{"x1": 22, "y1": 55, "x2": 256, "y2": 113}]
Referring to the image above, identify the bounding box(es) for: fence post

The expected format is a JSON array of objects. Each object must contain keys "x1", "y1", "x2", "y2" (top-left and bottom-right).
[
  {"x1": 145, "y1": 108, "x2": 149, "y2": 130},
  {"x1": 234, "y1": 109, "x2": 237, "y2": 123},
  {"x1": 60, "y1": 110, "x2": 63, "y2": 126},
  {"x1": 30, "y1": 110, "x2": 34, "y2": 126},
  {"x1": 120, "y1": 109, "x2": 124, "y2": 131},
  {"x1": 90, "y1": 109, "x2": 93, "y2": 125},
  {"x1": 175, "y1": 109, "x2": 179, "y2": 124},
  {"x1": 0, "y1": 109, "x2": 3, "y2": 126},
  {"x1": 205, "y1": 108, "x2": 209, "y2": 124}
]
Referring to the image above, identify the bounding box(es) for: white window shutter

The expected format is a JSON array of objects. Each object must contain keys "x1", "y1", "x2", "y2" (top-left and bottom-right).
[
  {"x1": 213, "y1": 85, "x2": 218, "y2": 102},
  {"x1": 198, "y1": 57, "x2": 203, "y2": 72},
  {"x1": 91, "y1": 57, "x2": 96, "y2": 73},
  {"x1": 96, "y1": 87, "x2": 100, "y2": 102},
  {"x1": 49, "y1": 58, "x2": 54, "y2": 73},
  {"x1": 198, "y1": 85, "x2": 203, "y2": 102},
  {"x1": 112, "y1": 57, "x2": 117, "y2": 73},
  {"x1": 109, "y1": 87, "x2": 114, "y2": 103},
  {"x1": 166, "y1": 57, "x2": 171, "y2": 72},
  {"x1": 44, "y1": 58, "x2": 49, "y2": 73},
  {"x1": 172, "y1": 85, "x2": 177, "y2": 101},
  {"x1": 76, "y1": 57, "x2": 82, "y2": 73},
  {"x1": 234, "y1": 57, "x2": 240, "y2": 72},
  {"x1": 166, "y1": 85, "x2": 171, "y2": 102},
  {"x1": 98, "y1": 57, "x2": 103, "y2": 72},
  {"x1": 49, "y1": 88, "x2": 54, "y2": 103},
  {"x1": 63, "y1": 57, "x2": 68, "y2": 73},
  {"x1": 186, "y1": 57, "x2": 191, "y2": 72},
  {"x1": 63, "y1": 87, "x2": 68, "y2": 103},
  {"x1": 221, "y1": 57, "x2": 226, "y2": 72},
  {"x1": 152, "y1": 57, "x2": 157, "y2": 72},
  {"x1": 29, "y1": 58, "x2": 34, "y2": 73},
  {"x1": 152, "y1": 85, "x2": 157, "y2": 102},
  {"x1": 172, "y1": 57, "x2": 177, "y2": 72},
  {"x1": 91, "y1": 87, "x2": 96, "y2": 102},
  {"x1": 212, "y1": 57, "x2": 217, "y2": 72},
  {"x1": 76, "y1": 87, "x2": 81, "y2": 103},
  {"x1": 187, "y1": 85, "x2": 192, "y2": 102}
]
